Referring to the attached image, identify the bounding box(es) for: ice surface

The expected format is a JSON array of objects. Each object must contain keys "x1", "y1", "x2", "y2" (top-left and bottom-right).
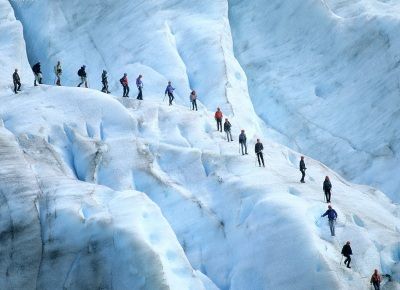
[
  {"x1": 229, "y1": 0, "x2": 400, "y2": 201},
  {"x1": 1, "y1": 0, "x2": 400, "y2": 289}
]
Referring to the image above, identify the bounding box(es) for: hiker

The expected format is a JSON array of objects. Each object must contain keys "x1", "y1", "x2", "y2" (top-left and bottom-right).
[
  {"x1": 239, "y1": 129, "x2": 248, "y2": 155},
  {"x1": 77, "y1": 65, "x2": 88, "y2": 88},
  {"x1": 101, "y1": 70, "x2": 110, "y2": 93},
  {"x1": 32, "y1": 62, "x2": 42, "y2": 86},
  {"x1": 190, "y1": 90, "x2": 197, "y2": 111},
  {"x1": 136, "y1": 75, "x2": 143, "y2": 100},
  {"x1": 341, "y1": 241, "x2": 352, "y2": 269},
  {"x1": 321, "y1": 205, "x2": 337, "y2": 236},
  {"x1": 54, "y1": 61, "x2": 62, "y2": 86},
  {"x1": 299, "y1": 156, "x2": 307, "y2": 183},
  {"x1": 323, "y1": 176, "x2": 332, "y2": 203},
  {"x1": 12, "y1": 69, "x2": 21, "y2": 94},
  {"x1": 165, "y1": 81, "x2": 175, "y2": 105},
  {"x1": 223, "y1": 118, "x2": 233, "y2": 142},
  {"x1": 255, "y1": 139, "x2": 265, "y2": 167},
  {"x1": 120, "y1": 73, "x2": 129, "y2": 97},
  {"x1": 214, "y1": 108, "x2": 223, "y2": 132},
  {"x1": 370, "y1": 269, "x2": 382, "y2": 290}
]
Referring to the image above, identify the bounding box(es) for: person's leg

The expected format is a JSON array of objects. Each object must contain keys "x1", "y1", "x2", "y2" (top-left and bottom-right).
[
  {"x1": 329, "y1": 220, "x2": 335, "y2": 236},
  {"x1": 244, "y1": 143, "x2": 248, "y2": 154},
  {"x1": 17, "y1": 82, "x2": 21, "y2": 91},
  {"x1": 226, "y1": 132, "x2": 229, "y2": 141},
  {"x1": 301, "y1": 170, "x2": 305, "y2": 182},
  {"x1": 168, "y1": 93, "x2": 173, "y2": 105},
  {"x1": 39, "y1": 73, "x2": 42, "y2": 84},
  {"x1": 229, "y1": 131, "x2": 233, "y2": 141},
  {"x1": 137, "y1": 87, "x2": 142, "y2": 99},
  {"x1": 14, "y1": 83, "x2": 17, "y2": 94},
  {"x1": 194, "y1": 100, "x2": 197, "y2": 110},
  {"x1": 328, "y1": 190, "x2": 331, "y2": 203},
  {"x1": 260, "y1": 153, "x2": 265, "y2": 166},
  {"x1": 34, "y1": 74, "x2": 38, "y2": 86},
  {"x1": 373, "y1": 283, "x2": 379, "y2": 290},
  {"x1": 241, "y1": 143, "x2": 244, "y2": 155},
  {"x1": 123, "y1": 86, "x2": 126, "y2": 97},
  {"x1": 257, "y1": 153, "x2": 261, "y2": 166}
]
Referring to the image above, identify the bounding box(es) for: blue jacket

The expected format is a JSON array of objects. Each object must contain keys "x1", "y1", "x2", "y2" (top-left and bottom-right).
[
  {"x1": 322, "y1": 209, "x2": 337, "y2": 220},
  {"x1": 165, "y1": 84, "x2": 175, "y2": 94}
]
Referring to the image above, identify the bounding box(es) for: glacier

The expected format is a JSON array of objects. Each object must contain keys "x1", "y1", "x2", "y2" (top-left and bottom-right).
[{"x1": 0, "y1": 0, "x2": 400, "y2": 289}]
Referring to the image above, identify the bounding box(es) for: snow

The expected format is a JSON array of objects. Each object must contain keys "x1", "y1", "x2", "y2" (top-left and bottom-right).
[
  {"x1": 1, "y1": 0, "x2": 400, "y2": 289},
  {"x1": 229, "y1": 0, "x2": 400, "y2": 201}
]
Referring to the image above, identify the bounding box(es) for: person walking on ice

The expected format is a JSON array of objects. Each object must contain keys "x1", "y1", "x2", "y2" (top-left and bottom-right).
[
  {"x1": 214, "y1": 108, "x2": 223, "y2": 132},
  {"x1": 239, "y1": 129, "x2": 248, "y2": 155},
  {"x1": 101, "y1": 70, "x2": 110, "y2": 94},
  {"x1": 341, "y1": 241, "x2": 352, "y2": 269},
  {"x1": 321, "y1": 205, "x2": 337, "y2": 236},
  {"x1": 323, "y1": 176, "x2": 332, "y2": 203},
  {"x1": 32, "y1": 62, "x2": 42, "y2": 86},
  {"x1": 190, "y1": 90, "x2": 197, "y2": 111},
  {"x1": 299, "y1": 156, "x2": 307, "y2": 183},
  {"x1": 77, "y1": 65, "x2": 88, "y2": 88},
  {"x1": 370, "y1": 269, "x2": 382, "y2": 290},
  {"x1": 255, "y1": 139, "x2": 265, "y2": 167},
  {"x1": 12, "y1": 69, "x2": 21, "y2": 94},
  {"x1": 165, "y1": 81, "x2": 175, "y2": 105},
  {"x1": 136, "y1": 75, "x2": 143, "y2": 100},
  {"x1": 224, "y1": 118, "x2": 233, "y2": 142},
  {"x1": 120, "y1": 73, "x2": 129, "y2": 97},
  {"x1": 54, "y1": 61, "x2": 62, "y2": 86}
]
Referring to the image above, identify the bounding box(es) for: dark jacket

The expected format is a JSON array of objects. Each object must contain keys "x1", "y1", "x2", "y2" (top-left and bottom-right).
[
  {"x1": 341, "y1": 244, "x2": 352, "y2": 256},
  {"x1": 255, "y1": 142, "x2": 264, "y2": 154},
  {"x1": 13, "y1": 72, "x2": 20, "y2": 83},
  {"x1": 102, "y1": 71, "x2": 108, "y2": 83},
  {"x1": 165, "y1": 84, "x2": 175, "y2": 94},
  {"x1": 239, "y1": 133, "x2": 246, "y2": 144},
  {"x1": 323, "y1": 180, "x2": 332, "y2": 192},
  {"x1": 223, "y1": 121, "x2": 231, "y2": 132},
  {"x1": 78, "y1": 67, "x2": 86, "y2": 77},
  {"x1": 32, "y1": 63, "x2": 41, "y2": 74},
  {"x1": 322, "y1": 208, "x2": 337, "y2": 220},
  {"x1": 299, "y1": 159, "x2": 306, "y2": 171}
]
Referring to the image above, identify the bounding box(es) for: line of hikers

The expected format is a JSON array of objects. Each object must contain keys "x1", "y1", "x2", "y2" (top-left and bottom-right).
[
  {"x1": 214, "y1": 107, "x2": 265, "y2": 167},
  {"x1": 13, "y1": 62, "x2": 149, "y2": 101},
  {"x1": 300, "y1": 156, "x2": 386, "y2": 285}
]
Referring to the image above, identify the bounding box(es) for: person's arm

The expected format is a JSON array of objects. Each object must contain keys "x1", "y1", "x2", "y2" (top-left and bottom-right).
[
  {"x1": 321, "y1": 210, "x2": 328, "y2": 217},
  {"x1": 261, "y1": 144, "x2": 264, "y2": 151}
]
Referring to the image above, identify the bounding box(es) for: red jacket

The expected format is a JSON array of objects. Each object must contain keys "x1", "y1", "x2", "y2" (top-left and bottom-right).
[
  {"x1": 215, "y1": 111, "x2": 223, "y2": 119},
  {"x1": 121, "y1": 76, "x2": 128, "y2": 86}
]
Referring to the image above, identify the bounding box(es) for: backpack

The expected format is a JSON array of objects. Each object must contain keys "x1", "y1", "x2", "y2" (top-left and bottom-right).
[
  {"x1": 77, "y1": 69, "x2": 83, "y2": 77},
  {"x1": 120, "y1": 77, "x2": 124, "y2": 85}
]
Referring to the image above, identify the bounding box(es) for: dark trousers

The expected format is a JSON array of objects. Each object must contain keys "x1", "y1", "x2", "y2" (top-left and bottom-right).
[
  {"x1": 216, "y1": 118, "x2": 222, "y2": 132},
  {"x1": 257, "y1": 152, "x2": 265, "y2": 166},
  {"x1": 372, "y1": 282, "x2": 380, "y2": 290},
  {"x1": 56, "y1": 74, "x2": 61, "y2": 86},
  {"x1": 13, "y1": 81, "x2": 21, "y2": 93},
  {"x1": 343, "y1": 255, "x2": 351, "y2": 267},
  {"x1": 123, "y1": 85, "x2": 130, "y2": 97},
  {"x1": 324, "y1": 189, "x2": 331, "y2": 203},
  {"x1": 300, "y1": 169, "x2": 306, "y2": 182},
  {"x1": 137, "y1": 87, "x2": 143, "y2": 100},
  {"x1": 168, "y1": 92, "x2": 174, "y2": 105},
  {"x1": 102, "y1": 81, "x2": 109, "y2": 93},
  {"x1": 191, "y1": 100, "x2": 197, "y2": 110}
]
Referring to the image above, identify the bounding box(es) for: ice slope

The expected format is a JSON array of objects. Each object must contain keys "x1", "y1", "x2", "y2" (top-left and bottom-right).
[
  {"x1": 229, "y1": 0, "x2": 400, "y2": 201},
  {"x1": 10, "y1": 0, "x2": 261, "y2": 135},
  {"x1": 0, "y1": 92, "x2": 213, "y2": 289},
  {"x1": 0, "y1": 0, "x2": 32, "y2": 90},
  {"x1": 1, "y1": 85, "x2": 399, "y2": 289}
]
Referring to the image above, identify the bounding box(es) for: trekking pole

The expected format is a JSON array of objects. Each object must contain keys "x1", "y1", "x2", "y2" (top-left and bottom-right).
[
  {"x1": 163, "y1": 94, "x2": 166, "y2": 102},
  {"x1": 340, "y1": 255, "x2": 343, "y2": 265}
]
